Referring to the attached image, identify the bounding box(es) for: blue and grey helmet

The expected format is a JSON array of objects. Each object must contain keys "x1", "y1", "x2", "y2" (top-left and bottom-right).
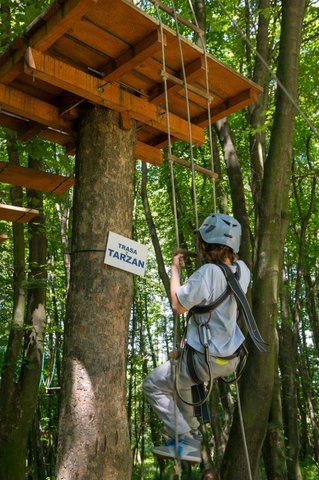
[{"x1": 196, "y1": 213, "x2": 241, "y2": 253}]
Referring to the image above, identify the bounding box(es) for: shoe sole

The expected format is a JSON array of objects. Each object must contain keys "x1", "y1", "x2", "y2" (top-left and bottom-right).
[{"x1": 153, "y1": 450, "x2": 201, "y2": 464}]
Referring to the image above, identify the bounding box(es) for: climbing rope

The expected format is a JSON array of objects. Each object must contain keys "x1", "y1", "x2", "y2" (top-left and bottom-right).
[
  {"x1": 39, "y1": 345, "x2": 57, "y2": 389},
  {"x1": 186, "y1": 0, "x2": 217, "y2": 214},
  {"x1": 170, "y1": 0, "x2": 199, "y2": 231},
  {"x1": 154, "y1": 2, "x2": 180, "y2": 249},
  {"x1": 236, "y1": 380, "x2": 253, "y2": 480}
]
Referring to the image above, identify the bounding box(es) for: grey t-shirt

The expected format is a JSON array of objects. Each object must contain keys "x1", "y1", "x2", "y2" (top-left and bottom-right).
[{"x1": 176, "y1": 260, "x2": 250, "y2": 357}]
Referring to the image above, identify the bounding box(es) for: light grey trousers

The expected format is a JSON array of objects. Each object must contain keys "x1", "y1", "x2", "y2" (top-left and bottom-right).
[{"x1": 143, "y1": 348, "x2": 239, "y2": 437}]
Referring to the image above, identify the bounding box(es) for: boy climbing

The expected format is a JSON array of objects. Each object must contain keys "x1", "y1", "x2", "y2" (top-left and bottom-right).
[{"x1": 143, "y1": 213, "x2": 252, "y2": 463}]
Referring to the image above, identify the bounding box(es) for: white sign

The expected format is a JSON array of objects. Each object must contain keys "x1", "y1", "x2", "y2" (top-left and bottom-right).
[{"x1": 104, "y1": 231, "x2": 148, "y2": 277}]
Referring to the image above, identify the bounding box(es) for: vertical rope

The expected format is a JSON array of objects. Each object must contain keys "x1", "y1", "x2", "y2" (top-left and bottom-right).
[
  {"x1": 171, "y1": 0, "x2": 199, "y2": 230},
  {"x1": 155, "y1": 3, "x2": 180, "y2": 248},
  {"x1": 187, "y1": 0, "x2": 217, "y2": 213},
  {"x1": 236, "y1": 381, "x2": 253, "y2": 480}
]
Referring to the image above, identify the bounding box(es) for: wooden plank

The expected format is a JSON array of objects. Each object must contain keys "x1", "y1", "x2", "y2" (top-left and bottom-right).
[
  {"x1": 0, "y1": 234, "x2": 8, "y2": 243},
  {"x1": 24, "y1": 48, "x2": 205, "y2": 145},
  {"x1": 0, "y1": 204, "x2": 39, "y2": 223},
  {"x1": 103, "y1": 30, "x2": 166, "y2": 83},
  {"x1": 0, "y1": 161, "x2": 74, "y2": 195},
  {"x1": 168, "y1": 154, "x2": 218, "y2": 179},
  {"x1": 0, "y1": 82, "x2": 72, "y2": 132},
  {"x1": 72, "y1": 18, "x2": 128, "y2": 58},
  {"x1": 150, "y1": 57, "x2": 206, "y2": 105},
  {"x1": 160, "y1": 71, "x2": 212, "y2": 101},
  {"x1": 147, "y1": 0, "x2": 204, "y2": 35},
  {"x1": 194, "y1": 89, "x2": 258, "y2": 126},
  {"x1": 0, "y1": 0, "x2": 99, "y2": 84},
  {"x1": 135, "y1": 142, "x2": 162, "y2": 166}
]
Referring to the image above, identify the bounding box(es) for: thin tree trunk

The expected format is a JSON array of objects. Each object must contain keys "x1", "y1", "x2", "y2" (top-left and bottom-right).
[
  {"x1": 141, "y1": 162, "x2": 170, "y2": 300},
  {"x1": 298, "y1": 339, "x2": 319, "y2": 464},
  {"x1": 249, "y1": 0, "x2": 270, "y2": 216},
  {"x1": 214, "y1": 119, "x2": 252, "y2": 267},
  {"x1": 56, "y1": 105, "x2": 136, "y2": 480},
  {"x1": 304, "y1": 274, "x2": 319, "y2": 355}
]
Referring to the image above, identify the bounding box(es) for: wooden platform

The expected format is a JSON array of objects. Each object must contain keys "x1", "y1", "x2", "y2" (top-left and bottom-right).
[
  {"x1": 0, "y1": 204, "x2": 39, "y2": 223},
  {"x1": 0, "y1": 0, "x2": 262, "y2": 165},
  {"x1": 0, "y1": 162, "x2": 74, "y2": 194}
]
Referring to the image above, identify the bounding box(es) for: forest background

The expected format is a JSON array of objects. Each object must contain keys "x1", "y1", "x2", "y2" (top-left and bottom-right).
[{"x1": 0, "y1": 0, "x2": 319, "y2": 479}]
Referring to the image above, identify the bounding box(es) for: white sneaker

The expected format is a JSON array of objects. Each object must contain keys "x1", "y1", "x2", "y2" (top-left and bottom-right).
[{"x1": 153, "y1": 437, "x2": 202, "y2": 463}]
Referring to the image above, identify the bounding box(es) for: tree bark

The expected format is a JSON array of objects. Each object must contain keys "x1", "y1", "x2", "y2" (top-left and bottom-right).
[
  {"x1": 262, "y1": 365, "x2": 287, "y2": 480},
  {"x1": 56, "y1": 105, "x2": 136, "y2": 480},
  {"x1": 222, "y1": 1, "x2": 305, "y2": 479}
]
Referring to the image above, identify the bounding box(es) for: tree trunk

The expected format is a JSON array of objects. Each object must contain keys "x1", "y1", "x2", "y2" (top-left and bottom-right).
[
  {"x1": 263, "y1": 365, "x2": 287, "y2": 480},
  {"x1": 214, "y1": 119, "x2": 252, "y2": 267},
  {"x1": 222, "y1": 1, "x2": 305, "y2": 479},
  {"x1": 141, "y1": 162, "x2": 170, "y2": 300},
  {"x1": 249, "y1": 0, "x2": 270, "y2": 217},
  {"x1": 56, "y1": 105, "x2": 136, "y2": 480}
]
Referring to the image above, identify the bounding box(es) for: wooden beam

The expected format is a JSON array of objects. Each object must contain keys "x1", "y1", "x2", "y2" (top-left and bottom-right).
[
  {"x1": 168, "y1": 154, "x2": 218, "y2": 179},
  {"x1": 0, "y1": 234, "x2": 8, "y2": 243},
  {"x1": 0, "y1": 0, "x2": 99, "y2": 84},
  {"x1": 0, "y1": 204, "x2": 39, "y2": 223},
  {"x1": 194, "y1": 89, "x2": 258, "y2": 126},
  {"x1": 0, "y1": 161, "x2": 74, "y2": 195},
  {"x1": 103, "y1": 30, "x2": 166, "y2": 83},
  {"x1": 0, "y1": 82, "x2": 72, "y2": 132},
  {"x1": 135, "y1": 142, "x2": 162, "y2": 166},
  {"x1": 120, "y1": 112, "x2": 133, "y2": 131},
  {"x1": 18, "y1": 122, "x2": 45, "y2": 141},
  {"x1": 50, "y1": 137, "x2": 163, "y2": 166},
  {"x1": 47, "y1": 135, "x2": 162, "y2": 166},
  {"x1": 150, "y1": 57, "x2": 207, "y2": 106},
  {"x1": 39, "y1": 129, "x2": 73, "y2": 147},
  {"x1": 24, "y1": 48, "x2": 205, "y2": 146}
]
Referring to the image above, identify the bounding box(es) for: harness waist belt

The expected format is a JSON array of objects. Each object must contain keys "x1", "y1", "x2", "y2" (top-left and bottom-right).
[
  {"x1": 213, "y1": 346, "x2": 242, "y2": 361},
  {"x1": 213, "y1": 353, "x2": 238, "y2": 361}
]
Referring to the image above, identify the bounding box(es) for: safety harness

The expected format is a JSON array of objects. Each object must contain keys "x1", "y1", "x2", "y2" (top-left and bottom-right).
[{"x1": 175, "y1": 262, "x2": 268, "y2": 421}]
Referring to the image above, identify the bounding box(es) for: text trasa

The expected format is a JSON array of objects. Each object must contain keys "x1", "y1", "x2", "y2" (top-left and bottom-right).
[{"x1": 118, "y1": 243, "x2": 137, "y2": 255}]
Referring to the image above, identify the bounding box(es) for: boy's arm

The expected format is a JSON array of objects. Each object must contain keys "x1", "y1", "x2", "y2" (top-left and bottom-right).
[{"x1": 170, "y1": 253, "x2": 188, "y2": 315}]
